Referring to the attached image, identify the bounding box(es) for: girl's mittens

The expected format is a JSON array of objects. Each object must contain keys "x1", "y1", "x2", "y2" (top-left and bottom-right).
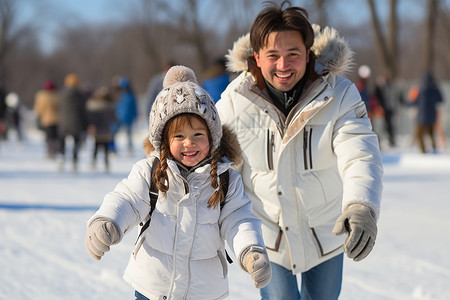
[{"x1": 85, "y1": 218, "x2": 119, "y2": 260}]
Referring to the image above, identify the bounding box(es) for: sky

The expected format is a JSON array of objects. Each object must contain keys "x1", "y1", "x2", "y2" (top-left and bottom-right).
[
  {"x1": 19, "y1": 0, "x2": 136, "y2": 53},
  {"x1": 1, "y1": 113, "x2": 450, "y2": 299}
]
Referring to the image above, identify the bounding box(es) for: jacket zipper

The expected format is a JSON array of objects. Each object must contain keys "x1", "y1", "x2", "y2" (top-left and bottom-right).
[
  {"x1": 267, "y1": 130, "x2": 275, "y2": 170},
  {"x1": 303, "y1": 128, "x2": 313, "y2": 170}
]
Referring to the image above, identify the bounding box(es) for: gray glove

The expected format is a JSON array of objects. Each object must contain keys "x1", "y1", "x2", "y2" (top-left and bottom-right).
[
  {"x1": 85, "y1": 218, "x2": 119, "y2": 260},
  {"x1": 332, "y1": 204, "x2": 377, "y2": 261},
  {"x1": 241, "y1": 245, "x2": 272, "y2": 288}
]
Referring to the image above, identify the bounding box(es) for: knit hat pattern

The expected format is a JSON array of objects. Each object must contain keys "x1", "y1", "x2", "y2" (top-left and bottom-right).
[{"x1": 149, "y1": 65, "x2": 222, "y2": 152}]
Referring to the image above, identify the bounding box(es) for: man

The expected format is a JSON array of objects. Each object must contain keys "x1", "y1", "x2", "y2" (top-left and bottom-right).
[{"x1": 216, "y1": 1, "x2": 383, "y2": 299}]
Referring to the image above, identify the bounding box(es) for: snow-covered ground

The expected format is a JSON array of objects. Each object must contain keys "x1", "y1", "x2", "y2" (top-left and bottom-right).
[{"x1": 1, "y1": 123, "x2": 450, "y2": 300}]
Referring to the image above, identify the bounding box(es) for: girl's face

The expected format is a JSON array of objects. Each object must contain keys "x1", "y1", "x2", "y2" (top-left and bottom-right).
[{"x1": 168, "y1": 115, "x2": 210, "y2": 167}]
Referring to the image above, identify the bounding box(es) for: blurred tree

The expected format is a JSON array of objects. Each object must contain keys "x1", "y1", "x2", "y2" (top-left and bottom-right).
[
  {"x1": 2, "y1": 0, "x2": 450, "y2": 109},
  {"x1": 425, "y1": 0, "x2": 438, "y2": 71},
  {"x1": 367, "y1": 0, "x2": 398, "y2": 80},
  {"x1": 0, "y1": 0, "x2": 36, "y2": 77}
]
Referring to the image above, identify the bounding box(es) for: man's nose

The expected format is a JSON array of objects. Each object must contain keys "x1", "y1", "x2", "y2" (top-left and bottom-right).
[{"x1": 277, "y1": 56, "x2": 289, "y2": 70}]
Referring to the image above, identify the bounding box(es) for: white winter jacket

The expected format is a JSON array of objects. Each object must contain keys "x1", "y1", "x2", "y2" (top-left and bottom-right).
[
  {"x1": 88, "y1": 127, "x2": 264, "y2": 299},
  {"x1": 216, "y1": 26, "x2": 383, "y2": 273}
]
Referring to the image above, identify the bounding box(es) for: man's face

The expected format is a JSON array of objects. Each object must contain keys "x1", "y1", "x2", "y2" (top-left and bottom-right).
[{"x1": 254, "y1": 30, "x2": 310, "y2": 92}]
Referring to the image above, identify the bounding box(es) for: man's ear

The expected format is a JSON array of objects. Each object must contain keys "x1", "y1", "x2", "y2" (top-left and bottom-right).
[
  {"x1": 306, "y1": 49, "x2": 310, "y2": 63},
  {"x1": 254, "y1": 51, "x2": 261, "y2": 67}
]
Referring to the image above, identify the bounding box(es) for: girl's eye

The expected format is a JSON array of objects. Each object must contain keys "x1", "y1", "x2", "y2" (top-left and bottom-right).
[
  {"x1": 194, "y1": 132, "x2": 204, "y2": 137},
  {"x1": 174, "y1": 134, "x2": 183, "y2": 139}
]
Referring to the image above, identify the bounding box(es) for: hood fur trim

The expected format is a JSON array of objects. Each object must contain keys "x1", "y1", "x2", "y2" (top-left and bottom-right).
[
  {"x1": 226, "y1": 33, "x2": 252, "y2": 73},
  {"x1": 226, "y1": 25, "x2": 354, "y2": 76},
  {"x1": 310, "y1": 24, "x2": 354, "y2": 76},
  {"x1": 143, "y1": 124, "x2": 243, "y2": 166}
]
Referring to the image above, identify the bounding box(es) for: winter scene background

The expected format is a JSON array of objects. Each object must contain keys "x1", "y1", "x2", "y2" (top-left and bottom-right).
[
  {"x1": 2, "y1": 0, "x2": 450, "y2": 299},
  {"x1": 1, "y1": 111, "x2": 450, "y2": 300}
]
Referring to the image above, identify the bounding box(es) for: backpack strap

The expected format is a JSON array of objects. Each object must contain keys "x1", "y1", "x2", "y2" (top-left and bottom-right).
[
  {"x1": 219, "y1": 170, "x2": 229, "y2": 210},
  {"x1": 219, "y1": 169, "x2": 233, "y2": 263},
  {"x1": 135, "y1": 157, "x2": 159, "y2": 243}
]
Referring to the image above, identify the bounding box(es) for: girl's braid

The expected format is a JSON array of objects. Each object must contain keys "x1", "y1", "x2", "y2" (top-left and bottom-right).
[
  {"x1": 207, "y1": 149, "x2": 224, "y2": 209},
  {"x1": 155, "y1": 144, "x2": 171, "y2": 193}
]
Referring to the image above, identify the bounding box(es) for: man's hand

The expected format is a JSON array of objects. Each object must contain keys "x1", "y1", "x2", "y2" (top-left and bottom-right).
[
  {"x1": 85, "y1": 218, "x2": 119, "y2": 260},
  {"x1": 333, "y1": 204, "x2": 377, "y2": 261},
  {"x1": 242, "y1": 246, "x2": 272, "y2": 288}
]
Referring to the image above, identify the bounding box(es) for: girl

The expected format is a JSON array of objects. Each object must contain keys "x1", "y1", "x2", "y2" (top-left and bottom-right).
[{"x1": 85, "y1": 66, "x2": 271, "y2": 299}]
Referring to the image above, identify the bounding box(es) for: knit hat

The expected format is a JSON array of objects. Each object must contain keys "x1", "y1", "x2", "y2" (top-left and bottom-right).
[
  {"x1": 149, "y1": 65, "x2": 222, "y2": 152},
  {"x1": 43, "y1": 79, "x2": 56, "y2": 90}
]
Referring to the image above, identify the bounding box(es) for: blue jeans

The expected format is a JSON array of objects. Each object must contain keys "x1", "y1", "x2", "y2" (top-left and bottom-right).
[
  {"x1": 260, "y1": 254, "x2": 343, "y2": 300},
  {"x1": 135, "y1": 291, "x2": 149, "y2": 300}
]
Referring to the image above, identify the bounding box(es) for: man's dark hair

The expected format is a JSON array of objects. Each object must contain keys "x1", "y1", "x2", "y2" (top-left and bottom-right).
[{"x1": 250, "y1": 0, "x2": 314, "y2": 54}]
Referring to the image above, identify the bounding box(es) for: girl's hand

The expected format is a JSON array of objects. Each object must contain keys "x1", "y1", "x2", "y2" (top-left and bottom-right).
[{"x1": 85, "y1": 218, "x2": 119, "y2": 260}]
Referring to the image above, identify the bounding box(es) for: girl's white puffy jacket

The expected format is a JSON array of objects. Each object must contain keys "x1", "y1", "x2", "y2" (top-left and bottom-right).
[
  {"x1": 88, "y1": 127, "x2": 264, "y2": 300},
  {"x1": 216, "y1": 26, "x2": 383, "y2": 273}
]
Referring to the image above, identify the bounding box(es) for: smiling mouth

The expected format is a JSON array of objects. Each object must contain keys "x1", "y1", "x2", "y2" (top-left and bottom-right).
[
  {"x1": 182, "y1": 151, "x2": 198, "y2": 157},
  {"x1": 275, "y1": 73, "x2": 293, "y2": 79}
]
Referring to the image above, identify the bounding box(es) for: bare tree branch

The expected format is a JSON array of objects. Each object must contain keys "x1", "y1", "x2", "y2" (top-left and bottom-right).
[{"x1": 425, "y1": 0, "x2": 438, "y2": 71}]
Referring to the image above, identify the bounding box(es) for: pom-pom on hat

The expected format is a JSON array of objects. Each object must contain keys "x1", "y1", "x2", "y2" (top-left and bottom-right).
[{"x1": 148, "y1": 65, "x2": 222, "y2": 152}]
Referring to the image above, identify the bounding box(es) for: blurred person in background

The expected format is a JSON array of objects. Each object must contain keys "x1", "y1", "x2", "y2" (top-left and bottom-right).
[
  {"x1": 374, "y1": 74, "x2": 397, "y2": 147},
  {"x1": 112, "y1": 77, "x2": 138, "y2": 154},
  {"x1": 58, "y1": 73, "x2": 88, "y2": 171},
  {"x1": 413, "y1": 71, "x2": 444, "y2": 154},
  {"x1": 4, "y1": 91, "x2": 24, "y2": 141},
  {"x1": 86, "y1": 86, "x2": 116, "y2": 172},
  {"x1": 34, "y1": 80, "x2": 60, "y2": 158},
  {"x1": 201, "y1": 57, "x2": 230, "y2": 103},
  {"x1": 0, "y1": 78, "x2": 8, "y2": 141},
  {"x1": 355, "y1": 65, "x2": 372, "y2": 116}
]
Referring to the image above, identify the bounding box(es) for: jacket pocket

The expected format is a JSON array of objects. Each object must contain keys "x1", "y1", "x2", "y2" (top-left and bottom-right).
[
  {"x1": 267, "y1": 129, "x2": 275, "y2": 170},
  {"x1": 303, "y1": 127, "x2": 313, "y2": 170},
  {"x1": 260, "y1": 220, "x2": 283, "y2": 252},
  {"x1": 311, "y1": 224, "x2": 346, "y2": 257}
]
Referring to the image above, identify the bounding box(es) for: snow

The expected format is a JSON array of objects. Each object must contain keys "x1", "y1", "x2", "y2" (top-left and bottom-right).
[{"x1": 1, "y1": 123, "x2": 450, "y2": 300}]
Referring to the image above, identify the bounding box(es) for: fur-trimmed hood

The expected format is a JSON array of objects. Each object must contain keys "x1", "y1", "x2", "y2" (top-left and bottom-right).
[
  {"x1": 143, "y1": 124, "x2": 243, "y2": 166},
  {"x1": 226, "y1": 24, "x2": 354, "y2": 78}
]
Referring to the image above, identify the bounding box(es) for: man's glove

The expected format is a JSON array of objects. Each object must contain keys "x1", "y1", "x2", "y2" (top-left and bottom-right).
[
  {"x1": 241, "y1": 245, "x2": 272, "y2": 288},
  {"x1": 332, "y1": 204, "x2": 377, "y2": 261},
  {"x1": 85, "y1": 218, "x2": 119, "y2": 260}
]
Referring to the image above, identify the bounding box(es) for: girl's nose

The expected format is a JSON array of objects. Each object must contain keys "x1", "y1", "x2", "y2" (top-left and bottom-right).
[{"x1": 184, "y1": 138, "x2": 193, "y2": 147}]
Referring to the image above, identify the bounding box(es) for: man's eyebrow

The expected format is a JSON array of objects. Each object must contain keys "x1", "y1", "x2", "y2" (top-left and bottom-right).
[{"x1": 265, "y1": 47, "x2": 302, "y2": 53}]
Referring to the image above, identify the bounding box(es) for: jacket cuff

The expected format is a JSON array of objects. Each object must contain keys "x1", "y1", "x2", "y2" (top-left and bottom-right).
[{"x1": 238, "y1": 244, "x2": 266, "y2": 271}]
